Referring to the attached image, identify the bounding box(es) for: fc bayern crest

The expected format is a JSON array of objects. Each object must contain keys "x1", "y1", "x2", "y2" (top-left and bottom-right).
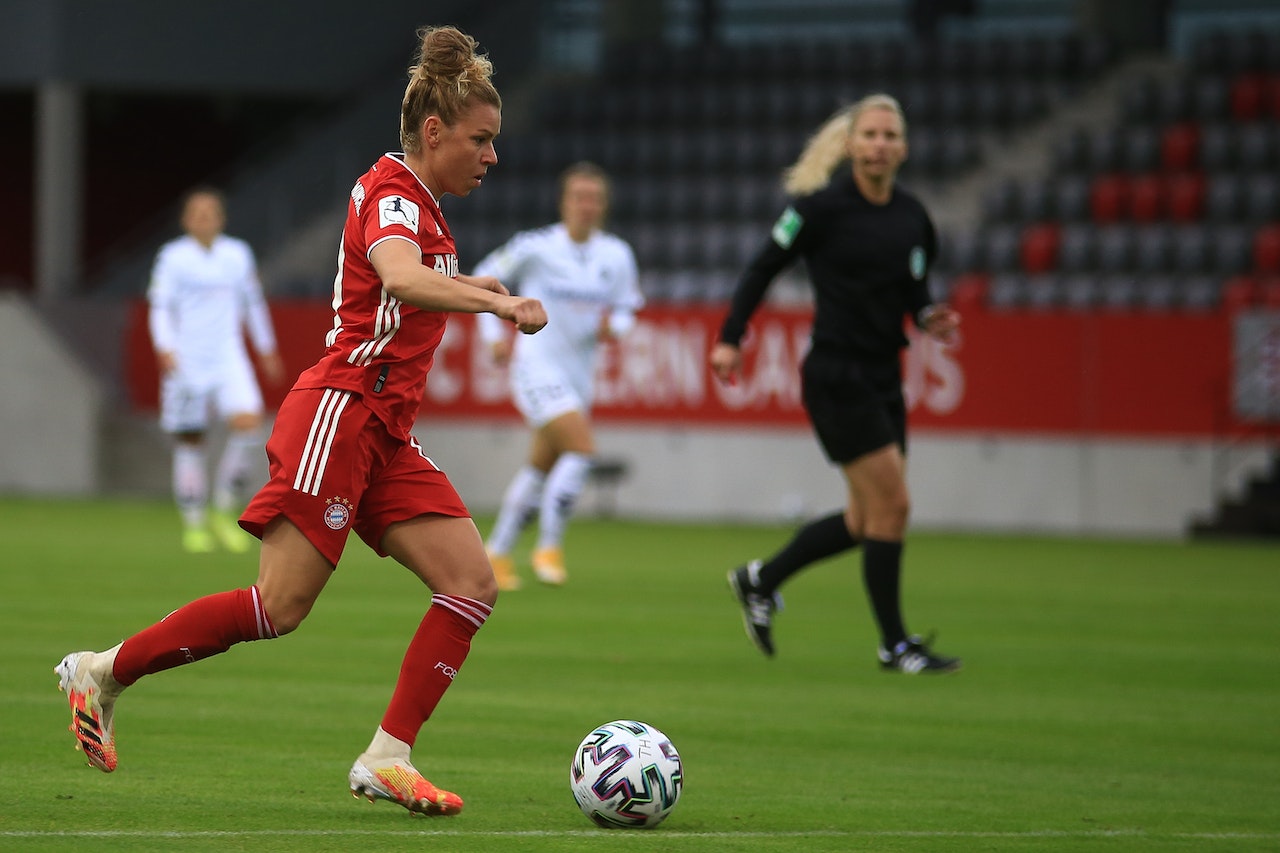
[{"x1": 323, "y1": 496, "x2": 353, "y2": 530}]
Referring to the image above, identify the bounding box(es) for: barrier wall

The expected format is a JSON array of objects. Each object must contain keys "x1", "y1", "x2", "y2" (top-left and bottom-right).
[
  {"x1": 0, "y1": 293, "x2": 102, "y2": 494},
  {"x1": 120, "y1": 300, "x2": 1276, "y2": 534}
]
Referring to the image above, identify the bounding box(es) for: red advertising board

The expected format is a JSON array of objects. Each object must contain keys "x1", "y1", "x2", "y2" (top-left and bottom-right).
[{"x1": 121, "y1": 299, "x2": 1255, "y2": 438}]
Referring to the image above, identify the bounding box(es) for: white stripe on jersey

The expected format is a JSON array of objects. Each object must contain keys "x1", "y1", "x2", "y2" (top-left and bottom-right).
[
  {"x1": 348, "y1": 289, "x2": 403, "y2": 366},
  {"x1": 431, "y1": 594, "x2": 493, "y2": 631},
  {"x1": 326, "y1": 233, "x2": 347, "y2": 349},
  {"x1": 293, "y1": 388, "x2": 352, "y2": 496}
]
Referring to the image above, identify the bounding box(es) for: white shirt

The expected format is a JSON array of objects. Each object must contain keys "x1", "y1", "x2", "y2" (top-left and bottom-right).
[
  {"x1": 148, "y1": 233, "x2": 277, "y2": 382},
  {"x1": 474, "y1": 223, "x2": 642, "y2": 398}
]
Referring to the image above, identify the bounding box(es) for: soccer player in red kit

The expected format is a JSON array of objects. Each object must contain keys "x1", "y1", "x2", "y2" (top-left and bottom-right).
[{"x1": 54, "y1": 25, "x2": 545, "y2": 816}]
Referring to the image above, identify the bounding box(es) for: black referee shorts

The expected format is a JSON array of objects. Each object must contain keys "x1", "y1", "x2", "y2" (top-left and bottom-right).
[{"x1": 801, "y1": 352, "x2": 906, "y2": 465}]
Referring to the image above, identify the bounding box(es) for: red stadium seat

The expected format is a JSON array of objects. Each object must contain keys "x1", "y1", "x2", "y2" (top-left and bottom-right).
[
  {"x1": 1129, "y1": 174, "x2": 1166, "y2": 222},
  {"x1": 947, "y1": 272, "x2": 989, "y2": 312},
  {"x1": 1268, "y1": 75, "x2": 1280, "y2": 120},
  {"x1": 1020, "y1": 223, "x2": 1061, "y2": 274},
  {"x1": 1254, "y1": 224, "x2": 1280, "y2": 274},
  {"x1": 1160, "y1": 123, "x2": 1200, "y2": 172},
  {"x1": 1221, "y1": 275, "x2": 1257, "y2": 311},
  {"x1": 1090, "y1": 174, "x2": 1130, "y2": 223},
  {"x1": 1165, "y1": 172, "x2": 1206, "y2": 223},
  {"x1": 1259, "y1": 276, "x2": 1280, "y2": 308},
  {"x1": 1230, "y1": 73, "x2": 1267, "y2": 121}
]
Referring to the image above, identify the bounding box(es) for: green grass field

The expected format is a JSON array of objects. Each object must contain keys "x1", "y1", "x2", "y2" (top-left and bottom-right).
[{"x1": 2, "y1": 497, "x2": 1278, "y2": 852}]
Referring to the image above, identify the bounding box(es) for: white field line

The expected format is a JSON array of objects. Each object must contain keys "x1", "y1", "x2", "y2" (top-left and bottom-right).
[{"x1": 2, "y1": 829, "x2": 1279, "y2": 840}]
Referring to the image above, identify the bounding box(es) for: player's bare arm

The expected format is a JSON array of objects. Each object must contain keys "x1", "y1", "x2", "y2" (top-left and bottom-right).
[
  {"x1": 257, "y1": 351, "x2": 287, "y2": 385},
  {"x1": 488, "y1": 338, "x2": 513, "y2": 365},
  {"x1": 372, "y1": 239, "x2": 546, "y2": 334},
  {"x1": 457, "y1": 273, "x2": 508, "y2": 295},
  {"x1": 372, "y1": 239, "x2": 510, "y2": 313}
]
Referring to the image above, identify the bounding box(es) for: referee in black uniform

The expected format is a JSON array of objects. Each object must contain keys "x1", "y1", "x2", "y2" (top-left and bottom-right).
[{"x1": 711, "y1": 93, "x2": 962, "y2": 674}]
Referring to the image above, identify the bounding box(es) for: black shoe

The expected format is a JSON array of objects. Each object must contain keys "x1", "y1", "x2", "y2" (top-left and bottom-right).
[
  {"x1": 727, "y1": 560, "x2": 783, "y2": 657},
  {"x1": 877, "y1": 634, "x2": 962, "y2": 674}
]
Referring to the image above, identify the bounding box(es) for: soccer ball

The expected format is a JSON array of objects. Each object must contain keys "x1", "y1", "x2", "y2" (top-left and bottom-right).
[{"x1": 569, "y1": 719, "x2": 684, "y2": 829}]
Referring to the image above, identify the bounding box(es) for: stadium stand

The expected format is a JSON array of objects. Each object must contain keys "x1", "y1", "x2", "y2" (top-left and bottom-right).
[
  {"x1": 17, "y1": 0, "x2": 1271, "y2": 317},
  {"x1": 932, "y1": 18, "x2": 1280, "y2": 314},
  {"x1": 441, "y1": 19, "x2": 1118, "y2": 303}
]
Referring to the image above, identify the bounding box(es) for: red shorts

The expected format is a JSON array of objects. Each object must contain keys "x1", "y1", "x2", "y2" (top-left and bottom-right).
[{"x1": 241, "y1": 388, "x2": 470, "y2": 566}]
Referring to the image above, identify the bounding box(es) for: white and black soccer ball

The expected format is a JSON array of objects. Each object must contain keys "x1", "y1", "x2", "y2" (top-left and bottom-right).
[{"x1": 569, "y1": 719, "x2": 684, "y2": 829}]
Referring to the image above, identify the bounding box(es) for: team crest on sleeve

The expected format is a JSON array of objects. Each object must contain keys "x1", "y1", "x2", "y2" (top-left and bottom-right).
[
  {"x1": 909, "y1": 246, "x2": 927, "y2": 280},
  {"x1": 323, "y1": 496, "x2": 353, "y2": 530},
  {"x1": 771, "y1": 206, "x2": 803, "y2": 249},
  {"x1": 379, "y1": 195, "x2": 420, "y2": 233}
]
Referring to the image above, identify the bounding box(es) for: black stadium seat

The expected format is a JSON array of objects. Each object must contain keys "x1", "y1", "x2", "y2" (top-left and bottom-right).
[
  {"x1": 1057, "y1": 225, "x2": 1096, "y2": 273},
  {"x1": 1053, "y1": 176, "x2": 1091, "y2": 222}
]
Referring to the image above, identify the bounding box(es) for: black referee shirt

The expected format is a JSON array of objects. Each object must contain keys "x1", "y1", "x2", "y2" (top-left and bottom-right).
[{"x1": 719, "y1": 171, "x2": 937, "y2": 362}]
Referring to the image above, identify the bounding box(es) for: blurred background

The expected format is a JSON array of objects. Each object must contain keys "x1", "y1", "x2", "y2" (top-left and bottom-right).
[{"x1": 2, "y1": 0, "x2": 1278, "y2": 539}]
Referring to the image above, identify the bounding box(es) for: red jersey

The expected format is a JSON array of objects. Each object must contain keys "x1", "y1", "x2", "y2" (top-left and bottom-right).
[{"x1": 293, "y1": 153, "x2": 458, "y2": 439}]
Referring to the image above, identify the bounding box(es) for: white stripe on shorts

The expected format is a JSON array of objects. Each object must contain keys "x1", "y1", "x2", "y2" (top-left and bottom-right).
[
  {"x1": 293, "y1": 388, "x2": 352, "y2": 496},
  {"x1": 409, "y1": 435, "x2": 441, "y2": 470}
]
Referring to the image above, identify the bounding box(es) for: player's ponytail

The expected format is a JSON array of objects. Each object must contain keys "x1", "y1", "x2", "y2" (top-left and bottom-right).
[
  {"x1": 400, "y1": 25, "x2": 501, "y2": 153},
  {"x1": 782, "y1": 93, "x2": 907, "y2": 197}
]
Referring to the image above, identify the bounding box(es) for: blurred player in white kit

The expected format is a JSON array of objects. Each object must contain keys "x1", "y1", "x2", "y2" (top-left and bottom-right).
[
  {"x1": 474, "y1": 162, "x2": 643, "y2": 588},
  {"x1": 148, "y1": 187, "x2": 285, "y2": 552}
]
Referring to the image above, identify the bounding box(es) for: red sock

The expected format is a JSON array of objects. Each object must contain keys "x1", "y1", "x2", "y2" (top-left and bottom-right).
[
  {"x1": 112, "y1": 586, "x2": 278, "y2": 686},
  {"x1": 380, "y1": 594, "x2": 492, "y2": 746}
]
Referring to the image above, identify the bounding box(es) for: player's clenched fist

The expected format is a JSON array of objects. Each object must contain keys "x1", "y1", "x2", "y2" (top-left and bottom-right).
[{"x1": 501, "y1": 295, "x2": 547, "y2": 334}]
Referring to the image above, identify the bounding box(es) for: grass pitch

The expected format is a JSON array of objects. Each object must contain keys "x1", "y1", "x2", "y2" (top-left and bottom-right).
[{"x1": 2, "y1": 497, "x2": 1278, "y2": 852}]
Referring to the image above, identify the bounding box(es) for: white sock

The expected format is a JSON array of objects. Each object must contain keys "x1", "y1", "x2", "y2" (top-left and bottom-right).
[
  {"x1": 487, "y1": 466, "x2": 546, "y2": 555},
  {"x1": 214, "y1": 430, "x2": 261, "y2": 512},
  {"x1": 363, "y1": 726, "x2": 412, "y2": 763},
  {"x1": 537, "y1": 452, "x2": 591, "y2": 551},
  {"x1": 95, "y1": 642, "x2": 125, "y2": 698},
  {"x1": 173, "y1": 444, "x2": 207, "y2": 528}
]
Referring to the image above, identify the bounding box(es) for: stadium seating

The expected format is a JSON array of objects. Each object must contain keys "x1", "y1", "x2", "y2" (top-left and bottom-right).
[
  {"x1": 932, "y1": 22, "x2": 1280, "y2": 313},
  {"x1": 437, "y1": 23, "x2": 1121, "y2": 301},
  {"x1": 436, "y1": 18, "x2": 1277, "y2": 312}
]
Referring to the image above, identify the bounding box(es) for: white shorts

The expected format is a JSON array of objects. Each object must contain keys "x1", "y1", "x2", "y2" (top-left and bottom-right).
[
  {"x1": 160, "y1": 356, "x2": 264, "y2": 434},
  {"x1": 510, "y1": 361, "x2": 588, "y2": 428}
]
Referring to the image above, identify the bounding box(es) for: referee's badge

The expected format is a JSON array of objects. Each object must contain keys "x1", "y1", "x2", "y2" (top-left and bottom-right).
[
  {"x1": 771, "y1": 206, "x2": 804, "y2": 249},
  {"x1": 323, "y1": 496, "x2": 353, "y2": 530},
  {"x1": 909, "y1": 246, "x2": 927, "y2": 280}
]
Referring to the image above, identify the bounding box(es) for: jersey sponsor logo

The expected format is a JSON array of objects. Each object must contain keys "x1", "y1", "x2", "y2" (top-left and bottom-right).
[
  {"x1": 771, "y1": 206, "x2": 803, "y2": 249},
  {"x1": 909, "y1": 246, "x2": 927, "y2": 280},
  {"x1": 352, "y1": 180, "x2": 366, "y2": 216},
  {"x1": 379, "y1": 195, "x2": 420, "y2": 233},
  {"x1": 432, "y1": 253, "x2": 459, "y2": 278},
  {"x1": 323, "y1": 495, "x2": 353, "y2": 530}
]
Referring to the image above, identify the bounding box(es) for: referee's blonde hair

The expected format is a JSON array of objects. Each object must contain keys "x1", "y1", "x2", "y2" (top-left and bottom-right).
[{"x1": 782, "y1": 93, "x2": 907, "y2": 197}]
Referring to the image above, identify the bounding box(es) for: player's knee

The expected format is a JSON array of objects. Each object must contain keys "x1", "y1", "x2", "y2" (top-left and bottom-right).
[
  {"x1": 471, "y1": 571, "x2": 500, "y2": 607},
  {"x1": 258, "y1": 591, "x2": 314, "y2": 635},
  {"x1": 867, "y1": 492, "x2": 910, "y2": 532},
  {"x1": 445, "y1": 562, "x2": 500, "y2": 606}
]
